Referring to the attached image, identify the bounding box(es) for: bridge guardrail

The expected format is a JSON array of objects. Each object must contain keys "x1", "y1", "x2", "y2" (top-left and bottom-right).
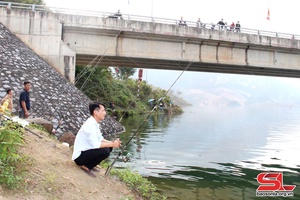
[{"x1": 0, "y1": 1, "x2": 299, "y2": 41}]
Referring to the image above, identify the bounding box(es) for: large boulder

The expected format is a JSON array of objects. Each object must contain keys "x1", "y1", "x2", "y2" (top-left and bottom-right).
[
  {"x1": 26, "y1": 118, "x2": 53, "y2": 134},
  {"x1": 59, "y1": 132, "x2": 75, "y2": 146}
]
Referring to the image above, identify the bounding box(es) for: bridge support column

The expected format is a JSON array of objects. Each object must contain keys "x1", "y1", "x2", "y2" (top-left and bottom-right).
[
  {"x1": 181, "y1": 42, "x2": 186, "y2": 58},
  {"x1": 60, "y1": 41, "x2": 76, "y2": 83},
  {"x1": 0, "y1": 8, "x2": 76, "y2": 83}
]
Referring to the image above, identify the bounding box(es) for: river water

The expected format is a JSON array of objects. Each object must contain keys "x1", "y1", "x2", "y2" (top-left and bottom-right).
[{"x1": 112, "y1": 106, "x2": 300, "y2": 200}]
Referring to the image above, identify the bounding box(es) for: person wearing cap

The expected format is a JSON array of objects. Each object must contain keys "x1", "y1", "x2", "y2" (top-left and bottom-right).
[{"x1": 72, "y1": 102, "x2": 122, "y2": 177}]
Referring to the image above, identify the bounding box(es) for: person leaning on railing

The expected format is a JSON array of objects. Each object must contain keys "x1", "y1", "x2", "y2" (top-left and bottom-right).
[
  {"x1": 178, "y1": 16, "x2": 187, "y2": 26},
  {"x1": 196, "y1": 18, "x2": 202, "y2": 28},
  {"x1": 235, "y1": 21, "x2": 241, "y2": 32},
  {"x1": 108, "y1": 9, "x2": 123, "y2": 19}
]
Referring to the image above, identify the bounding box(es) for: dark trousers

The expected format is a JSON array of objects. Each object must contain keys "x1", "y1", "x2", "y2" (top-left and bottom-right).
[
  {"x1": 18, "y1": 108, "x2": 26, "y2": 118},
  {"x1": 74, "y1": 147, "x2": 112, "y2": 170}
]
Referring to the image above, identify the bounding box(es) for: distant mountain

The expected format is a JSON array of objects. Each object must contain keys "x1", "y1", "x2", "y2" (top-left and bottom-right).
[
  {"x1": 137, "y1": 69, "x2": 300, "y2": 107},
  {"x1": 179, "y1": 73, "x2": 300, "y2": 107}
]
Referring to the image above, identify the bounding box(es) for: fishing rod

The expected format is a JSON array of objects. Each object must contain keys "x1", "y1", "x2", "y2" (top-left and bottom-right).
[
  {"x1": 0, "y1": 113, "x2": 43, "y2": 138},
  {"x1": 103, "y1": 58, "x2": 150, "y2": 123},
  {"x1": 78, "y1": 31, "x2": 122, "y2": 91},
  {"x1": 34, "y1": 31, "x2": 122, "y2": 131},
  {"x1": 105, "y1": 52, "x2": 200, "y2": 176}
]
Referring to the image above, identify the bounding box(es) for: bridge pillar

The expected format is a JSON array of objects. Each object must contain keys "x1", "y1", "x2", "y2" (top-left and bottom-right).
[{"x1": 0, "y1": 8, "x2": 76, "y2": 83}]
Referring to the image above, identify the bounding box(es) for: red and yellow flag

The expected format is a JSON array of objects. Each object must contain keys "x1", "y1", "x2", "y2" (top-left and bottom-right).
[{"x1": 267, "y1": 8, "x2": 270, "y2": 20}]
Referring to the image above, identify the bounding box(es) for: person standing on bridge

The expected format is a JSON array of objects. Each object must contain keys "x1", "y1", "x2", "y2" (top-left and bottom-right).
[
  {"x1": 230, "y1": 22, "x2": 235, "y2": 31},
  {"x1": 217, "y1": 18, "x2": 225, "y2": 30},
  {"x1": 196, "y1": 18, "x2": 202, "y2": 28},
  {"x1": 178, "y1": 16, "x2": 187, "y2": 26},
  {"x1": 19, "y1": 81, "x2": 31, "y2": 118},
  {"x1": 235, "y1": 21, "x2": 241, "y2": 32},
  {"x1": 72, "y1": 102, "x2": 122, "y2": 178},
  {"x1": 115, "y1": 9, "x2": 123, "y2": 19}
]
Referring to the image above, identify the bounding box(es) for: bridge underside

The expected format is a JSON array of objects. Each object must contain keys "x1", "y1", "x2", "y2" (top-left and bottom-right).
[{"x1": 76, "y1": 54, "x2": 300, "y2": 78}]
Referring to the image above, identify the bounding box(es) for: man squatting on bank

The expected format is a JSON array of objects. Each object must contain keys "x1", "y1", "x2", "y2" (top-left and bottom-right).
[{"x1": 72, "y1": 102, "x2": 122, "y2": 177}]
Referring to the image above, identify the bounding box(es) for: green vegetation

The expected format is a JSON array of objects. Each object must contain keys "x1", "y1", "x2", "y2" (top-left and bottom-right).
[
  {"x1": 75, "y1": 66, "x2": 183, "y2": 116},
  {"x1": 0, "y1": 120, "x2": 25, "y2": 188},
  {"x1": 113, "y1": 168, "x2": 166, "y2": 200},
  {"x1": 100, "y1": 161, "x2": 166, "y2": 200},
  {"x1": 0, "y1": 119, "x2": 166, "y2": 198},
  {"x1": 28, "y1": 122, "x2": 48, "y2": 132}
]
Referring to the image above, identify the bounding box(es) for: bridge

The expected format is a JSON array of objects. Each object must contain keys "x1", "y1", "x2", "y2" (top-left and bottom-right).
[{"x1": 1, "y1": 2, "x2": 300, "y2": 83}]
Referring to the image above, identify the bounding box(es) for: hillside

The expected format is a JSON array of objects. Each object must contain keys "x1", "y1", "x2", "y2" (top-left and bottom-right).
[
  {"x1": 179, "y1": 72, "x2": 300, "y2": 107},
  {"x1": 0, "y1": 128, "x2": 136, "y2": 200}
]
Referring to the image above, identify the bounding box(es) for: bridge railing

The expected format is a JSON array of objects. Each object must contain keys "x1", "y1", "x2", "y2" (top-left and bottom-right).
[{"x1": 0, "y1": 1, "x2": 299, "y2": 40}]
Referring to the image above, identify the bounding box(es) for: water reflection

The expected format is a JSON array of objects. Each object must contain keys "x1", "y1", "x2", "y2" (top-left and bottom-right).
[
  {"x1": 112, "y1": 106, "x2": 300, "y2": 199},
  {"x1": 149, "y1": 163, "x2": 300, "y2": 200}
]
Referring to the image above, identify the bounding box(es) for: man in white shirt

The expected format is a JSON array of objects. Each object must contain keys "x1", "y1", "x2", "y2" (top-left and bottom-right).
[{"x1": 72, "y1": 102, "x2": 122, "y2": 177}]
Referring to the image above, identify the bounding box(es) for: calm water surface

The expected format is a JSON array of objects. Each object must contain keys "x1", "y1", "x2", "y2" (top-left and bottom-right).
[{"x1": 111, "y1": 106, "x2": 300, "y2": 200}]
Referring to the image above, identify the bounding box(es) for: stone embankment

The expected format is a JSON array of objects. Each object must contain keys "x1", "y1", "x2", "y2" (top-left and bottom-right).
[{"x1": 0, "y1": 23, "x2": 124, "y2": 136}]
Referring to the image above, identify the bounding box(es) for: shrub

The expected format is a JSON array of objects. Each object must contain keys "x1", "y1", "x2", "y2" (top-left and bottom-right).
[
  {"x1": 0, "y1": 120, "x2": 24, "y2": 188},
  {"x1": 112, "y1": 168, "x2": 166, "y2": 200}
]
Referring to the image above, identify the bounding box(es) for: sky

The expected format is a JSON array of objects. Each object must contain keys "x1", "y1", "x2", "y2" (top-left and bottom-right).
[
  {"x1": 44, "y1": 0, "x2": 299, "y2": 35},
  {"x1": 44, "y1": 0, "x2": 300, "y2": 91}
]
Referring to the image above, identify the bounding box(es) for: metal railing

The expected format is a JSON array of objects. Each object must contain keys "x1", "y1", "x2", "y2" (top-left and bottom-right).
[{"x1": 0, "y1": 1, "x2": 299, "y2": 40}]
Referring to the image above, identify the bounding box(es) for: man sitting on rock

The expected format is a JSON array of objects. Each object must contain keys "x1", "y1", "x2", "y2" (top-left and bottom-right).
[{"x1": 72, "y1": 102, "x2": 122, "y2": 177}]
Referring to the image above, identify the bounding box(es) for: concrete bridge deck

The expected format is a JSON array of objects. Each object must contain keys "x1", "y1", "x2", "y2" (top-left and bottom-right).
[{"x1": 1, "y1": 2, "x2": 300, "y2": 82}]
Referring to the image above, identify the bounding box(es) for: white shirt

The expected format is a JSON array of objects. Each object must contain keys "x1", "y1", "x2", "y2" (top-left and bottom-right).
[{"x1": 72, "y1": 116, "x2": 104, "y2": 160}]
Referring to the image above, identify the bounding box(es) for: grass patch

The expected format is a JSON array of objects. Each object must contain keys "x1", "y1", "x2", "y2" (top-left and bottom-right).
[
  {"x1": 112, "y1": 168, "x2": 166, "y2": 200},
  {"x1": 100, "y1": 161, "x2": 166, "y2": 200},
  {"x1": 42, "y1": 171, "x2": 58, "y2": 192},
  {"x1": 0, "y1": 120, "x2": 25, "y2": 188},
  {"x1": 28, "y1": 123, "x2": 48, "y2": 133}
]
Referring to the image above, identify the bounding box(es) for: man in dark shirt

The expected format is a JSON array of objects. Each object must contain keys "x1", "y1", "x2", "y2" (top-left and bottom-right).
[
  {"x1": 19, "y1": 81, "x2": 31, "y2": 118},
  {"x1": 235, "y1": 21, "x2": 241, "y2": 32},
  {"x1": 217, "y1": 18, "x2": 225, "y2": 30}
]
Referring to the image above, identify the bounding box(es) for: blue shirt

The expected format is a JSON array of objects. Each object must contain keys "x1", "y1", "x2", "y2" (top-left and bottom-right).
[{"x1": 19, "y1": 89, "x2": 30, "y2": 110}]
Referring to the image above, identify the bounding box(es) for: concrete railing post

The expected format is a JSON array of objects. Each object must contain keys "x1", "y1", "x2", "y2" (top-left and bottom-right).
[
  {"x1": 6, "y1": 2, "x2": 11, "y2": 14},
  {"x1": 7, "y1": 2, "x2": 11, "y2": 9}
]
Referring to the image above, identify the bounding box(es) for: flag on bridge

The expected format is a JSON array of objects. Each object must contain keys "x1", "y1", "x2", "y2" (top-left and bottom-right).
[{"x1": 267, "y1": 8, "x2": 270, "y2": 20}]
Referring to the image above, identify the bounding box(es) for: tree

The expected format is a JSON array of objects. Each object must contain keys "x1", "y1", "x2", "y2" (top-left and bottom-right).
[
  {"x1": 3, "y1": 0, "x2": 44, "y2": 5},
  {"x1": 119, "y1": 67, "x2": 137, "y2": 80}
]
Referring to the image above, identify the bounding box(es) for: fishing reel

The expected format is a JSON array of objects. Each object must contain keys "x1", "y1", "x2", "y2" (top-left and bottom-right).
[{"x1": 121, "y1": 153, "x2": 133, "y2": 163}]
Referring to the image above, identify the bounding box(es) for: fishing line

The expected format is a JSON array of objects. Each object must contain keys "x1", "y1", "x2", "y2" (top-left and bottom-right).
[
  {"x1": 138, "y1": 30, "x2": 259, "y2": 77},
  {"x1": 74, "y1": 31, "x2": 122, "y2": 86},
  {"x1": 34, "y1": 31, "x2": 122, "y2": 131},
  {"x1": 78, "y1": 31, "x2": 122, "y2": 91},
  {"x1": 74, "y1": 56, "x2": 100, "y2": 85},
  {"x1": 102, "y1": 46, "x2": 189, "y2": 124},
  {"x1": 105, "y1": 51, "x2": 200, "y2": 175},
  {"x1": 101, "y1": 56, "x2": 156, "y2": 124}
]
